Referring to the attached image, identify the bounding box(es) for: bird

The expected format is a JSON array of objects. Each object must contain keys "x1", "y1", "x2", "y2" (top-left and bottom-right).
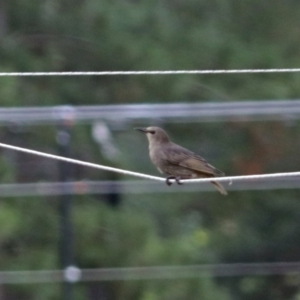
[{"x1": 135, "y1": 126, "x2": 227, "y2": 195}]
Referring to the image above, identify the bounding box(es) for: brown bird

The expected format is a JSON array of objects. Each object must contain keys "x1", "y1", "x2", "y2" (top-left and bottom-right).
[{"x1": 135, "y1": 126, "x2": 227, "y2": 195}]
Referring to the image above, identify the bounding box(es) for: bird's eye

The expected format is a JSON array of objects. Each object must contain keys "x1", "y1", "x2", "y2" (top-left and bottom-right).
[{"x1": 150, "y1": 131, "x2": 156, "y2": 134}]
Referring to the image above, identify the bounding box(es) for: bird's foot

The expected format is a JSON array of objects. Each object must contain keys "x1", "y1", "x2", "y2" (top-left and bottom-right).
[
  {"x1": 175, "y1": 177, "x2": 183, "y2": 185},
  {"x1": 166, "y1": 176, "x2": 183, "y2": 186},
  {"x1": 166, "y1": 176, "x2": 174, "y2": 186}
]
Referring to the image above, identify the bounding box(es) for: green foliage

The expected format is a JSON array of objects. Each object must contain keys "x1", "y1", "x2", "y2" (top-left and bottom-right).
[{"x1": 1, "y1": 0, "x2": 300, "y2": 299}]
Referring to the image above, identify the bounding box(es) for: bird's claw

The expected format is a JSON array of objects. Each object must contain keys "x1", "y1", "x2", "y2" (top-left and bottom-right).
[
  {"x1": 176, "y1": 177, "x2": 183, "y2": 185},
  {"x1": 166, "y1": 176, "x2": 183, "y2": 186},
  {"x1": 166, "y1": 180, "x2": 172, "y2": 186},
  {"x1": 166, "y1": 176, "x2": 173, "y2": 186}
]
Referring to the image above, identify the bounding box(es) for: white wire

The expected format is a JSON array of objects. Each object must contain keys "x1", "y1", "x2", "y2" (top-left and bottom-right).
[
  {"x1": 1, "y1": 68, "x2": 300, "y2": 76},
  {"x1": 0, "y1": 143, "x2": 163, "y2": 182},
  {"x1": 1, "y1": 142, "x2": 300, "y2": 185}
]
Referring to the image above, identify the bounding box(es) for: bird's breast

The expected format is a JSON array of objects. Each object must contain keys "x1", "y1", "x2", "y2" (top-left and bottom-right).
[{"x1": 149, "y1": 145, "x2": 167, "y2": 170}]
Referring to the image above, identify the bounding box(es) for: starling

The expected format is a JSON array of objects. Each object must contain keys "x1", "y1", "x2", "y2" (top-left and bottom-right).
[{"x1": 135, "y1": 126, "x2": 227, "y2": 195}]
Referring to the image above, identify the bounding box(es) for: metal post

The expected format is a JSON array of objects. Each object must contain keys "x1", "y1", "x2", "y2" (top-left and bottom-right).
[{"x1": 57, "y1": 107, "x2": 76, "y2": 300}]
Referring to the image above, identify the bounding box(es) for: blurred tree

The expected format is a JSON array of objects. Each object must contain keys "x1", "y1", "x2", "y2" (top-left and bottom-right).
[{"x1": 1, "y1": 0, "x2": 300, "y2": 299}]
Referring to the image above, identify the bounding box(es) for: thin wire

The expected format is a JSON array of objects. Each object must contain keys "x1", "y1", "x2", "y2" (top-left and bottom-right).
[
  {"x1": 1, "y1": 100, "x2": 300, "y2": 126},
  {"x1": 1, "y1": 261, "x2": 300, "y2": 284},
  {"x1": 1, "y1": 68, "x2": 300, "y2": 76},
  {"x1": 0, "y1": 176, "x2": 299, "y2": 198},
  {"x1": 0, "y1": 142, "x2": 162, "y2": 182},
  {"x1": 1, "y1": 142, "x2": 300, "y2": 184}
]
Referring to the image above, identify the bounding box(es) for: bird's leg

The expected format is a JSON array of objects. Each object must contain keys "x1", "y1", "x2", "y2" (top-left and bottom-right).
[
  {"x1": 175, "y1": 177, "x2": 183, "y2": 185},
  {"x1": 166, "y1": 176, "x2": 176, "y2": 186},
  {"x1": 166, "y1": 176, "x2": 183, "y2": 186}
]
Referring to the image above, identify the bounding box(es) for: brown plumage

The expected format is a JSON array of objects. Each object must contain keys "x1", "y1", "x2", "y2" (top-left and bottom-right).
[{"x1": 135, "y1": 126, "x2": 227, "y2": 195}]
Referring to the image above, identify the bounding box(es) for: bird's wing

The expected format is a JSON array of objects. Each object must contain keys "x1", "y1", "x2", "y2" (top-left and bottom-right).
[{"x1": 165, "y1": 144, "x2": 224, "y2": 177}]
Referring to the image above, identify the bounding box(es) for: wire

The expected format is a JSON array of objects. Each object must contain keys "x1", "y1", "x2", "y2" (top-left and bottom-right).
[
  {"x1": 1, "y1": 142, "x2": 300, "y2": 185},
  {"x1": 1, "y1": 261, "x2": 300, "y2": 284},
  {"x1": 0, "y1": 177, "x2": 300, "y2": 198},
  {"x1": 1, "y1": 100, "x2": 300, "y2": 125},
  {"x1": 2, "y1": 100, "x2": 300, "y2": 126},
  {"x1": 0, "y1": 142, "x2": 162, "y2": 182},
  {"x1": 1, "y1": 68, "x2": 300, "y2": 77}
]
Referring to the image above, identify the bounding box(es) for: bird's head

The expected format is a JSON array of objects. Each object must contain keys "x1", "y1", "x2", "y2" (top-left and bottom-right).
[{"x1": 135, "y1": 126, "x2": 170, "y2": 144}]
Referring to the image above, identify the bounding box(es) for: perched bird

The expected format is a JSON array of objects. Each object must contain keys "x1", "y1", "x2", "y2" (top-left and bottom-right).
[{"x1": 135, "y1": 126, "x2": 227, "y2": 195}]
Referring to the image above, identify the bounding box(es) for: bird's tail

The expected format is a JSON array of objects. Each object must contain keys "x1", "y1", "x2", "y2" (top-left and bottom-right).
[{"x1": 211, "y1": 181, "x2": 227, "y2": 195}]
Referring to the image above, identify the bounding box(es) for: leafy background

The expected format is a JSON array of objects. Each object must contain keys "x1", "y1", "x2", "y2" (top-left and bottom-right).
[{"x1": 1, "y1": 0, "x2": 300, "y2": 299}]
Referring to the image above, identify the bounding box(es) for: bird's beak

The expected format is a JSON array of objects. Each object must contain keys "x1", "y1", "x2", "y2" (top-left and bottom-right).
[{"x1": 134, "y1": 127, "x2": 148, "y2": 133}]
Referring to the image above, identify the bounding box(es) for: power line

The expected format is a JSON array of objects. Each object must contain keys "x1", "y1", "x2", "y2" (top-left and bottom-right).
[
  {"x1": 0, "y1": 177, "x2": 300, "y2": 198},
  {"x1": 0, "y1": 100, "x2": 300, "y2": 125},
  {"x1": 1, "y1": 262, "x2": 300, "y2": 284},
  {"x1": 1, "y1": 68, "x2": 300, "y2": 77},
  {"x1": 0, "y1": 142, "x2": 300, "y2": 187}
]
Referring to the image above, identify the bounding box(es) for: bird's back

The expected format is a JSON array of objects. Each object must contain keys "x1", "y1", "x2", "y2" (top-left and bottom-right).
[{"x1": 151, "y1": 142, "x2": 224, "y2": 178}]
